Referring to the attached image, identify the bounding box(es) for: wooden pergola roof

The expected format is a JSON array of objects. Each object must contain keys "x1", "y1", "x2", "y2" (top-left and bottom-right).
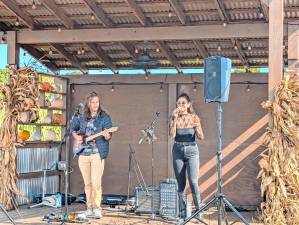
[{"x1": 0, "y1": 0, "x2": 294, "y2": 72}]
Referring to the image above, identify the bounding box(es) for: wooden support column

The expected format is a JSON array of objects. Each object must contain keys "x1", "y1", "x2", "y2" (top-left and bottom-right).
[
  {"x1": 288, "y1": 24, "x2": 299, "y2": 70},
  {"x1": 268, "y1": 0, "x2": 284, "y2": 101},
  {"x1": 7, "y1": 31, "x2": 19, "y2": 67},
  {"x1": 167, "y1": 84, "x2": 177, "y2": 178}
]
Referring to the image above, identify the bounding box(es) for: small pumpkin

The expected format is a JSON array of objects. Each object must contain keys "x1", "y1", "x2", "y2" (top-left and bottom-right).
[
  {"x1": 50, "y1": 98, "x2": 64, "y2": 109},
  {"x1": 52, "y1": 113, "x2": 63, "y2": 125},
  {"x1": 40, "y1": 82, "x2": 54, "y2": 92},
  {"x1": 44, "y1": 130, "x2": 56, "y2": 141},
  {"x1": 18, "y1": 130, "x2": 30, "y2": 141}
]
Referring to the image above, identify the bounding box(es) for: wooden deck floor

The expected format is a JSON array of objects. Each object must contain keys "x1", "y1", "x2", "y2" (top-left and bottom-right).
[{"x1": 0, "y1": 203, "x2": 263, "y2": 225}]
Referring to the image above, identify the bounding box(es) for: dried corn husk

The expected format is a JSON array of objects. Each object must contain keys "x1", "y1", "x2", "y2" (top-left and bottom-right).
[
  {"x1": 0, "y1": 67, "x2": 39, "y2": 209},
  {"x1": 259, "y1": 72, "x2": 299, "y2": 225}
]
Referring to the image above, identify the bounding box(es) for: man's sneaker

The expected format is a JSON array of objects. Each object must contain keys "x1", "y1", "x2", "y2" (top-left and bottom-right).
[
  {"x1": 93, "y1": 209, "x2": 102, "y2": 219},
  {"x1": 77, "y1": 209, "x2": 94, "y2": 219}
]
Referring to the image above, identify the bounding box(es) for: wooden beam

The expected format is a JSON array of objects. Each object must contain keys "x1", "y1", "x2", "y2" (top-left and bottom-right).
[
  {"x1": 17, "y1": 23, "x2": 270, "y2": 44},
  {"x1": 121, "y1": 42, "x2": 136, "y2": 57},
  {"x1": 51, "y1": 44, "x2": 87, "y2": 72},
  {"x1": 169, "y1": 0, "x2": 187, "y2": 25},
  {"x1": 0, "y1": 0, "x2": 35, "y2": 29},
  {"x1": 213, "y1": 0, "x2": 229, "y2": 22},
  {"x1": 231, "y1": 38, "x2": 250, "y2": 68},
  {"x1": 86, "y1": 43, "x2": 117, "y2": 72},
  {"x1": 156, "y1": 41, "x2": 181, "y2": 71},
  {"x1": 39, "y1": 0, "x2": 75, "y2": 29},
  {"x1": 193, "y1": 40, "x2": 209, "y2": 58},
  {"x1": 21, "y1": 45, "x2": 59, "y2": 72},
  {"x1": 124, "y1": 0, "x2": 150, "y2": 26},
  {"x1": 259, "y1": 0, "x2": 269, "y2": 22},
  {"x1": 82, "y1": 0, "x2": 113, "y2": 27},
  {"x1": 268, "y1": 0, "x2": 284, "y2": 101},
  {"x1": 7, "y1": 31, "x2": 19, "y2": 66}
]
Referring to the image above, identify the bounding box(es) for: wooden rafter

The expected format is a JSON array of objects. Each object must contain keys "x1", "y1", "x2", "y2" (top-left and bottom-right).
[
  {"x1": 51, "y1": 44, "x2": 87, "y2": 72},
  {"x1": 21, "y1": 45, "x2": 59, "y2": 72},
  {"x1": 192, "y1": 40, "x2": 209, "y2": 58},
  {"x1": 0, "y1": 0, "x2": 35, "y2": 29},
  {"x1": 213, "y1": 0, "x2": 229, "y2": 22},
  {"x1": 231, "y1": 38, "x2": 250, "y2": 68},
  {"x1": 169, "y1": 0, "x2": 187, "y2": 25},
  {"x1": 259, "y1": 0, "x2": 269, "y2": 22},
  {"x1": 82, "y1": 0, "x2": 113, "y2": 27},
  {"x1": 39, "y1": 0, "x2": 75, "y2": 29},
  {"x1": 86, "y1": 43, "x2": 117, "y2": 72},
  {"x1": 121, "y1": 42, "x2": 136, "y2": 58},
  {"x1": 155, "y1": 41, "x2": 181, "y2": 71},
  {"x1": 124, "y1": 0, "x2": 150, "y2": 26}
]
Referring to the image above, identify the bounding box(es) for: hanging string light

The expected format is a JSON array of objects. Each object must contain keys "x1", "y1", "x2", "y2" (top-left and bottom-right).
[
  {"x1": 217, "y1": 44, "x2": 221, "y2": 51},
  {"x1": 246, "y1": 84, "x2": 251, "y2": 92},
  {"x1": 223, "y1": 22, "x2": 227, "y2": 27},
  {"x1": 15, "y1": 18, "x2": 20, "y2": 26},
  {"x1": 159, "y1": 83, "x2": 164, "y2": 93},
  {"x1": 32, "y1": 0, "x2": 37, "y2": 10},
  {"x1": 49, "y1": 48, "x2": 53, "y2": 55},
  {"x1": 58, "y1": 27, "x2": 62, "y2": 32},
  {"x1": 193, "y1": 83, "x2": 197, "y2": 92},
  {"x1": 111, "y1": 83, "x2": 115, "y2": 92},
  {"x1": 91, "y1": 14, "x2": 95, "y2": 20}
]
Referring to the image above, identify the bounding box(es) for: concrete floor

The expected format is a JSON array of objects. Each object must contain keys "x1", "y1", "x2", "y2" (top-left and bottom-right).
[{"x1": 0, "y1": 203, "x2": 263, "y2": 225}]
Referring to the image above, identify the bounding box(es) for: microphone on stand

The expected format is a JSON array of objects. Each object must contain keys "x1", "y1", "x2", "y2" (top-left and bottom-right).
[{"x1": 74, "y1": 103, "x2": 83, "y2": 116}]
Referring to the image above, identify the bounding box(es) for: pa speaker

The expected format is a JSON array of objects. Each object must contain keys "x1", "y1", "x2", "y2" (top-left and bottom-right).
[{"x1": 204, "y1": 56, "x2": 231, "y2": 103}]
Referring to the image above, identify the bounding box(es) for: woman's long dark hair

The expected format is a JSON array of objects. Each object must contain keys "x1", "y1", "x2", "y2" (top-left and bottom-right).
[{"x1": 83, "y1": 92, "x2": 102, "y2": 120}]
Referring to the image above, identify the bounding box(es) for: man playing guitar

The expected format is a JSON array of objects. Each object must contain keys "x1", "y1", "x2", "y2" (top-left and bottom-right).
[{"x1": 70, "y1": 92, "x2": 115, "y2": 219}]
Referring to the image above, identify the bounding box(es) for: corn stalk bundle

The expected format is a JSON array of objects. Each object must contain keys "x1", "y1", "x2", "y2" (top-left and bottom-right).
[
  {"x1": 259, "y1": 72, "x2": 299, "y2": 225},
  {"x1": 0, "y1": 67, "x2": 39, "y2": 210}
]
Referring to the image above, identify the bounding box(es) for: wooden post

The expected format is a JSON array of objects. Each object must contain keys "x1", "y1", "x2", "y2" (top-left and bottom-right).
[
  {"x1": 268, "y1": 0, "x2": 284, "y2": 101},
  {"x1": 7, "y1": 31, "x2": 19, "y2": 67},
  {"x1": 167, "y1": 84, "x2": 177, "y2": 178}
]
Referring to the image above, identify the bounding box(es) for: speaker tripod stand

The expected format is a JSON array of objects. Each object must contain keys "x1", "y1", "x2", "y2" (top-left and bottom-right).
[{"x1": 181, "y1": 103, "x2": 249, "y2": 225}]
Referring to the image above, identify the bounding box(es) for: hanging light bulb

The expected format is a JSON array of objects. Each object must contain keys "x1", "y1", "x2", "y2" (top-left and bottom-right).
[
  {"x1": 15, "y1": 18, "x2": 20, "y2": 26},
  {"x1": 0, "y1": 37, "x2": 5, "y2": 44},
  {"x1": 234, "y1": 44, "x2": 238, "y2": 50},
  {"x1": 193, "y1": 83, "x2": 197, "y2": 92},
  {"x1": 49, "y1": 48, "x2": 53, "y2": 55},
  {"x1": 111, "y1": 84, "x2": 115, "y2": 92},
  {"x1": 156, "y1": 48, "x2": 160, "y2": 53},
  {"x1": 58, "y1": 27, "x2": 62, "y2": 32},
  {"x1": 91, "y1": 14, "x2": 95, "y2": 20},
  {"x1": 217, "y1": 45, "x2": 221, "y2": 51},
  {"x1": 159, "y1": 83, "x2": 164, "y2": 93},
  {"x1": 259, "y1": 12, "x2": 264, "y2": 18},
  {"x1": 168, "y1": 10, "x2": 172, "y2": 18},
  {"x1": 196, "y1": 57, "x2": 200, "y2": 64},
  {"x1": 145, "y1": 73, "x2": 149, "y2": 80},
  {"x1": 32, "y1": 0, "x2": 37, "y2": 10},
  {"x1": 81, "y1": 48, "x2": 85, "y2": 54},
  {"x1": 246, "y1": 84, "x2": 251, "y2": 92},
  {"x1": 135, "y1": 48, "x2": 139, "y2": 54},
  {"x1": 223, "y1": 22, "x2": 227, "y2": 27},
  {"x1": 77, "y1": 49, "x2": 81, "y2": 55},
  {"x1": 247, "y1": 44, "x2": 252, "y2": 51},
  {"x1": 72, "y1": 87, "x2": 75, "y2": 93}
]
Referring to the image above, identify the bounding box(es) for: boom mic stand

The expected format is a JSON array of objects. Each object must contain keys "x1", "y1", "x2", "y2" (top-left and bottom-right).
[
  {"x1": 139, "y1": 112, "x2": 160, "y2": 220},
  {"x1": 180, "y1": 103, "x2": 249, "y2": 225}
]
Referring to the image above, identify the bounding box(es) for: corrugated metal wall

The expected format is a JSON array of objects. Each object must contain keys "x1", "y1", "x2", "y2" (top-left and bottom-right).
[{"x1": 16, "y1": 176, "x2": 59, "y2": 205}]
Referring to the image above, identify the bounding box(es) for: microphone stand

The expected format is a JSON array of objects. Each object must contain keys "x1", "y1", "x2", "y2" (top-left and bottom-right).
[
  {"x1": 57, "y1": 105, "x2": 81, "y2": 215},
  {"x1": 139, "y1": 112, "x2": 159, "y2": 219}
]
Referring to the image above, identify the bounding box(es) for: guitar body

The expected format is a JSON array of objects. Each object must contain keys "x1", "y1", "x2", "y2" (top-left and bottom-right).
[{"x1": 73, "y1": 127, "x2": 118, "y2": 157}]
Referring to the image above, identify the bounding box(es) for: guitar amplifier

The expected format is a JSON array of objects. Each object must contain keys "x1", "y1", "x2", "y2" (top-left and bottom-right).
[
  {"x1": 135, "y1": 186, "x2": 160, "y2": 214},
  {"x1": 159, "y1": 178, "x2": 179, "y2": 218}
]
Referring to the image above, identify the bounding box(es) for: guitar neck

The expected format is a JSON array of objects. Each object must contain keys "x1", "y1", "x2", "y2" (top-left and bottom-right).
[{"x1": 85, "y1": 132, "x2": 104, "y2": 142}]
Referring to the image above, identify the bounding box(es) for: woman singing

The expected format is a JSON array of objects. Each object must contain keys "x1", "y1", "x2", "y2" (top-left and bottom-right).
[
  {"x1": 70, "y1": 92, "x2": 112, "y2": 219},
  {"x1": 169, "y1": 93, "x2": 204, "y2": 219}
]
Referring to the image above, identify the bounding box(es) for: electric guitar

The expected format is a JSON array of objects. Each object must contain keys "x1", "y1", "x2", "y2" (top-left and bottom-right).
[{"x1": 73, "y1": 127, "x2": 118, "y2": 157}]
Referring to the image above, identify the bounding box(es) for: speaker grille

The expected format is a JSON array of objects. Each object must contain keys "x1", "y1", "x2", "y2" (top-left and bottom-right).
[{"x1": 135, "y1": 186, "x2": 160, "y2": 214}]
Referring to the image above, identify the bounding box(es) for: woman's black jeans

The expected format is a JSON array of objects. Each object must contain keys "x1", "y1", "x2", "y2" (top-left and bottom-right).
[{"x1": 172, "y1": 142, "x2": 201, "y2": 218}]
